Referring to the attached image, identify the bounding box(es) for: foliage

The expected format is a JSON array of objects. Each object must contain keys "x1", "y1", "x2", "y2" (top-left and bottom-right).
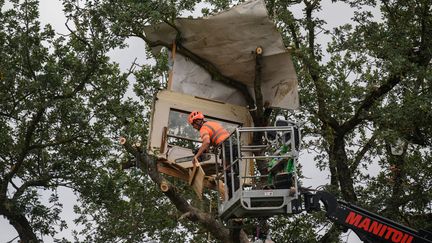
[
  {"x1": 1, "y1": 0, "x2": 431, "y2": 242},
  {"x1": 268, "y1": 0, "x2": 432, "y2": 240},
  {"x1": 270, "y1": 212, "x2": 330, "y2": 242},
  {"x1": 0, "y1": 0, "x2": 141, "y2": 241}
]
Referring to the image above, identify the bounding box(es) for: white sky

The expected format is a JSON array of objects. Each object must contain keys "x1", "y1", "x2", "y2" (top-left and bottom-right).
[{"x1": 0, "y1": 0, "x2": 382, "y2": 242}]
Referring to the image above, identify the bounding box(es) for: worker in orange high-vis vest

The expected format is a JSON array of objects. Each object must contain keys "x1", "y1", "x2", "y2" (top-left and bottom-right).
[{"x1": 188, "y1": 111, "x2": 230, "y2": 165}]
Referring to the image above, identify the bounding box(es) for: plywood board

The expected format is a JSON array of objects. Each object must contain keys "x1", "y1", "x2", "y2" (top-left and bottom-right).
[
  {"x1": 157, "y1": 164, "x2": 189, "y2": 181},
  {"x1": 189, "y1": 164, "x2": 205, "y2": 199}
]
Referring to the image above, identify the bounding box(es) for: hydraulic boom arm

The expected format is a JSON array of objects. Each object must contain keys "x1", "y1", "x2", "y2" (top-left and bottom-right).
[{"x1": 302, "y1": 191, "x2": 432, "y2": 243}]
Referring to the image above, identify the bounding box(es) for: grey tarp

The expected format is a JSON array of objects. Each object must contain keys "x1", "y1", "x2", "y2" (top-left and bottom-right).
[{"x1": 143, "y1": 0, "x2": 299, "y2": 109}]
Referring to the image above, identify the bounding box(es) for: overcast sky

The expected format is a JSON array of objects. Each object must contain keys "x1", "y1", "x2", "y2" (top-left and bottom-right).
[{"x1": 1, "y1": 0, "x2": 382, "y2": 242}]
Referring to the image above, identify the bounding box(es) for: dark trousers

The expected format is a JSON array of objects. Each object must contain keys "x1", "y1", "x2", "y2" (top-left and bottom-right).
[{"x1": 223, "y1": 143, "x2": 239, "y2": 199}]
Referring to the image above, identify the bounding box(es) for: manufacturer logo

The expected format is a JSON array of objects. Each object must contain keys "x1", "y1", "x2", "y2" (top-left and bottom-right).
[{"x1": 345, "y1": 211, "x2": 414, "y2": 243}]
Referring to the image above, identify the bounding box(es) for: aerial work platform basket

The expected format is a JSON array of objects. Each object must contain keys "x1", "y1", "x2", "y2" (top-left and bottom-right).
[{"x1": 217, "y1": 121, "x2": 301, "y2": 221}]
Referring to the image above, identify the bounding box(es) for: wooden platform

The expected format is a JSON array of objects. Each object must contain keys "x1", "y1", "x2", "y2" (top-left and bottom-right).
[{"x1": 156, "y1": 158, "x2": 224, "y2": 199}]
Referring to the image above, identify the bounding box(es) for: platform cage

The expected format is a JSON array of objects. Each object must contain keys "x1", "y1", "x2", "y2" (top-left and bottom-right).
[{"x1": 216, "y1": 120, "x2": 301, "y2": 221}]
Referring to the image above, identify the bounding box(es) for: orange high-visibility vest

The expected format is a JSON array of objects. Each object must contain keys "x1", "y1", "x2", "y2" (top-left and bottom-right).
[{"x1": 199, "y1": 121, "x2": 229, "y2": 146}]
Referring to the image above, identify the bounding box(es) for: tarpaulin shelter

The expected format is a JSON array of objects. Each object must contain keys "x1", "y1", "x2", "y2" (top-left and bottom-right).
[{"x1": 143, "y1": 0, "x2": 299, "y2": 110}]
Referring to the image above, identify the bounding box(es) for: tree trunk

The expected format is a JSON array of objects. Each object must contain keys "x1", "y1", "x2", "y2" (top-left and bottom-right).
[
  {"x1": 0, "y1": 200, "x2": 38, "y2": 243},
  {"x1": 332, "y1": 135, "x2": 357, "y2": 202},
  {"x1": 386, "y1": 143, "x2": 407, "y2": 217},
  {"x1": 328, "y1": 145, "x2": 339, "y2": 190}
]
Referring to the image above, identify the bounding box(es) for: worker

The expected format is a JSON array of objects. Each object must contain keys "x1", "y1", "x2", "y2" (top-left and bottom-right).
[
  {"x1": 188, "y1": 111, "x2": 240, "y2": 199},
  {"x1": 187, "y1": 111, "x2": 230, "y2": 164}
]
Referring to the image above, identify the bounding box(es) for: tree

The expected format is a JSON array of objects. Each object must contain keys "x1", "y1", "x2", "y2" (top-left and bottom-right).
[
  {"x1": 266, "y1": 0, "x2": 432, "y2": 240},
  {"x1": 74, "y1": 0, "x2": 432, "y2": 242},
  {"x1": 73, "y1": 0, "x2": 264, "y2": 242},
  {"x1": 2, "y1": 0, "x2": 431, "y2": 242},
  {"x1": 0, "y1": 0, "x2": 138, "y2": 241},
  {"x1": 359, "y1": 0, "x2": 432, "y2": 231}
]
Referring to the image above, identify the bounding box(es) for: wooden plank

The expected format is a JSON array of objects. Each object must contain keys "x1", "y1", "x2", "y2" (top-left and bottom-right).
[
  {"x1": 157, "y1": 164, "x2": 189, "y2": 181},
  {"x1": 158, "y1": 159, "x2": 219, "y2": 192},
  {"x1": 191, "y1": 165, "x2": 205, "y2": 200},
  {"x1": 167, "y1": 41, "x2": 176, "y2": 90},
  {"x1": 189, "y1": 164, "x2": 197, "y2": 185},
  {"x1": 160, "y1": 127, "x2": 168, "y2": 154},
  {"x1": 158, "y1": 158, "x2": 189, "y2": 175}
]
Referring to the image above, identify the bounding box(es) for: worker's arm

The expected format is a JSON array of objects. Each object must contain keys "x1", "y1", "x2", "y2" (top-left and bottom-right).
[{"x1": 193, "y1": 136, "x2": 210, "y2": 164}]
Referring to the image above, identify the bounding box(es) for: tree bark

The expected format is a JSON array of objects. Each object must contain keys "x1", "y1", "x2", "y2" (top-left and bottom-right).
[
  {"x1": 328, "y1": 149, "x2": 339, "y2": 190},
  {"x1": 251, "y1": 47, "x2": 271, "y2": 175},
  {"x1": 0, "y1": 200, "x2": 38, "y2": 243},
  {"x1": 385, "y1": 143, "x2": 408, "y2": 217},
  {"x1": 332, "y1": 134, "x2": 357, "y2": 202}
]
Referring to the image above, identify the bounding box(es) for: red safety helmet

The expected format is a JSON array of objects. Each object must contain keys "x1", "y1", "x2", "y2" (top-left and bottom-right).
[{"x1": 188, "y1": 111, "x2": 204, "y2": 125}]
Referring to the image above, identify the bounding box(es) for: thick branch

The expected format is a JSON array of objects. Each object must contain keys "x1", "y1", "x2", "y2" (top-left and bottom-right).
[
  {"x1": 304, "y1": 0, "x2": 316, "y2": 58},
  {"x1": 286, "y1": 15, "x2": 301, "y2": 49},
  {"x1": 253, "y1": 46, "x2": 264, "y2": 121},
  {"x1": 120, "y1": 138, "x2": 237, "y2": 242},
  {"x1": 12, "y1": 177, "x2": 52, "y2": 201},
  {"x1": 0, "y1": 199, "x2": 39, "y2": 242},
  {"x1": 2, "y1": 107, "x2": 46, "y2": 195},
  {"x1": 50, "y1": 18, "x2": 101, "y2": 101},
  {"x1": 28, "y1": 136, "x2": 79, "y2": 150},
  {"x1": 50, "y1": 55, "x2": 98, "y2": 100},
  {"x1": 341, "y1": 74, "x2": 402, "y2": 133},
  {"x1": 303, "y1": 1, "x2": 339, "y2": 130},
  {"x1": 332, "y1": 136, "x2": 357, "y2": 202},
  {"x1": 350, "y1": 132, "x2": 378, "y2": 173},
  {"x1": 278, "y1": 1, "x2": 301, "y2": 49},
  {"x1": 250, "y1": 47, "x2": 267, "y2": 174},
  {"x1": 65, "y1": 18, "x2": 92, "y2": 49}
]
